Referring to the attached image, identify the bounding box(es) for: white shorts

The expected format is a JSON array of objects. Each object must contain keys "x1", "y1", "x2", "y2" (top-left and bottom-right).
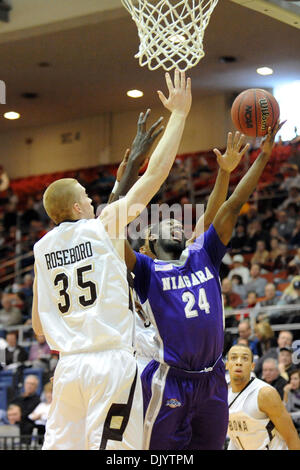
[{"x1": 43, "y1": 349, "x2": 143, "y2": 450}]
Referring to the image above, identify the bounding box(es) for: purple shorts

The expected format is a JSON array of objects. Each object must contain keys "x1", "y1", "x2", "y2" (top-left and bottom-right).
[{"x1": 141, "y1": 358, "x2": 228, "y2": 450}]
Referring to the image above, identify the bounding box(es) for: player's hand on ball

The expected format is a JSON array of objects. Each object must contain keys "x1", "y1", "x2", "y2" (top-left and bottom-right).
[
  {"x1": 261, "y1": 120, "x2": 286, "y2": 155},
  {"x1": 213, "y1": 131, "x2": 250, "y2": 173}
]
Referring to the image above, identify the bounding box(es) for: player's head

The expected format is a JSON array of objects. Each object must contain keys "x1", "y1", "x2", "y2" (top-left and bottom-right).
[
  {"x1": 139, "y1": 219, "x2": 186, "y2": 259},
  {"x1": 43, "y1": 178, "x2": 94, "y2": 224},
  {"x1": 226, "y1": 345, "x2": 254, "y2": 385}
]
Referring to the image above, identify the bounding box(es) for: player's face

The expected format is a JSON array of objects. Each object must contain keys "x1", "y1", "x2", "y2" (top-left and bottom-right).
[
  {"x1": 77, "y1": 184, "x2": 95, "y2": 219},
  {"x1": 226, "y1": 346, "x2": 254, "y2": 384},
  {"x1": 157, "y1": 219, "x2": 186, "y2": 255}
]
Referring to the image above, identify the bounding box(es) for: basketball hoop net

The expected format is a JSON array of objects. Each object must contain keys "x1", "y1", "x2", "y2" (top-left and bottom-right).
[{"x1": 121, "y1": 0, "x2": 219, "y2": 72}]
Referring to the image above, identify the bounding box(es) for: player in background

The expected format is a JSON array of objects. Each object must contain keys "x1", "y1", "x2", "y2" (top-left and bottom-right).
[
  {"x1": 123, "y1": 122, "x2": 284, "y2": 450},
  {"x1": 32, "y1": 70, "x2": 192, "y2": 450},
  {"x1": 226, "y1": 344, "x2": 300, "y2": 450}
]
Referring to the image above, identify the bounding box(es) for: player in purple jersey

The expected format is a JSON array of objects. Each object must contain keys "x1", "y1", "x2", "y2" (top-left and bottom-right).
[{"x1": 123, "y1": 121, "x2": 284, "y2": 450}]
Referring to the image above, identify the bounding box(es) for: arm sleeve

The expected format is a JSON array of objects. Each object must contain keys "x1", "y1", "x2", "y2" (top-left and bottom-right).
[
  {"x1": 133, "y1": 251, "x2": 153, "y2": 304},
  {"x1": 191, "y1": 224, "x2": 228, "y2": 270}
]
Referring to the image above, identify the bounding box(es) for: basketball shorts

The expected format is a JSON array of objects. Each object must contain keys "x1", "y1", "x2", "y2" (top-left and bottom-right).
[
  {"x1": 142, "y1": 357, "x2": 229, "y2": 450},
  {"x1": 43, "y1": 349, "x2": 143, "y2": 450}
]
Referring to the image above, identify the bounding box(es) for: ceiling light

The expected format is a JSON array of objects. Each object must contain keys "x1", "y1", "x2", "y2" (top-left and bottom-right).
[
  {"x1": 127, "y1": 90, "x2": 144, "y2": 98},
  {"x1": 256, "y1": 67, "x2": 274, "y2": 76},
  {"x1": 4, "y1": 111, "x2": 20, "y2": 120}
]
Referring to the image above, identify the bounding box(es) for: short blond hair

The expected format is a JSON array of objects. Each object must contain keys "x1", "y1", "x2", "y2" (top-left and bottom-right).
[{"x1": 43, "y1": 178, "x2": 81, "y2": 224}]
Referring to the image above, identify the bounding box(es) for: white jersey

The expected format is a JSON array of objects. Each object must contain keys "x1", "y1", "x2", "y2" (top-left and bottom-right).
[
  {"x1": 227, "y1": 377, "x2": 288, "y2": 450},
  {"x1": 34, "y1": 219, "x2": 134, "y2": 355}
]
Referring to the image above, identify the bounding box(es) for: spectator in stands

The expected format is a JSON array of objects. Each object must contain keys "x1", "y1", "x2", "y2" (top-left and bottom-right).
[
  {"x1": 273, "y1": 211, "x2": 295, "y2": 242},
  {"x1": 0, "y1": 295, "x2": 22, "y2": 327},
  {"x1": 267, "y1": 237, "x2": 283, "y2": 268},
  {"x1": 228, "y1": 254, "x2": 250, "y2": 285},
  {"x1": 243, "y1": 290, "x2": 259, "y2": 309},
  {"x1": 288, "y1": 248, "x2": 300, "y2": 275},
  {"x1": 257, "y1": 283, "x2": 281, "y2": 322},
  {"x1": 3, "y1": 330, "x2": 28, "y2": 366},
  {"x1": 244, "y1": 263, "x2": 268, "y2": 298},
  {"x1": 28, "y1": 382, "x2": 52, "y2": 442},
  {"x1": 254, "y1": 321, "x2": 276, "y2": 357},
  {"x1": 231, "y1": 274, "x2": 247, "y2": 300},
  {"x1": 244, "y1": 220, "x2": 270, "y2": 253},
  {"x1": 9, "y1": 374, "x2": 41, "y2": 438},
  {"x1": 20, "y1": 197, "x2": 40, "y2": 233},
  {"x1": 286, "y1": 202, "x2": 299, "y2": 226},
  {"x1": 240, "y1": 204, "x2": 259, "y2": 228},
  {"x1": 6, "y1": 403, "x2": 22, "y2": 426},
  {"x1": 232, "y1": 319, "x2": 259, "y2": 357},
  {"x1": 283, "y1": 369, "x2": 300, "y2": 433},
  {"x1": 278, "y1": 347, "x2": 298, "y2": 382},
  {"x1": 2, "y1": 200, "x2": 17, "y2": 233},
  {"x1": 236, "y1": 290, "x2": 260, "y2": 322},
  {"x1": 279, "y1": 164, "x2": 300, "y2": 192},
  {"x1": 230, "y1": 224, "x2": 248, "y2": 254},
  {"x1": 221, "y1": 278, "x2": 243, "y2": 309},
  {"x1": 262, "y1": 357, "x2": 288, "y2": 400},
  {"x1": 278, "y1": 186, "x2": 300, "y2": 211},
  {"x1": 290, "y1": 219, "x2": 300, "y2": 248},
  {"x1": 254, "y1": 330, "x2": 294, "y2": 378},
  {"x1": 278, "y1": 276, "x2": 300, "y2": 307},
  {"x1": 260, "y1": 207, "x2": 277, "y2": 232},
  {"x1": 273, "y1": 242, "x2": 294, "y2": 272},
  {"x1": 265, "y1": 172, "x2": 287, "y2": 208},
  {"x1": 28, "y1": 334, "x2": 51, "y2": 371},
  {"x1": 0, "y1": 403, "x2": 22, "y2": 432},
  {"x1": 269, "y1": 226, "x2": 287, "y2": 244},
  {"x1": 250, "y1": 240, "x2": 270, "y2": 268}
]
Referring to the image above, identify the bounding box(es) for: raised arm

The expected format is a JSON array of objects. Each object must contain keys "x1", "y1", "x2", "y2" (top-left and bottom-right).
[
  {"x1": 187, "y1": 132, "x2": 249, "y2": 244},
  {"x1": 108, "y1": 110, "x2": 164, "y2": 203},
  {"x1": 212, "y1": 122, "x2": 284, "y2": 246},
  {"x1": 100, "y1": 70, "x2": 192, "y2": 237}
]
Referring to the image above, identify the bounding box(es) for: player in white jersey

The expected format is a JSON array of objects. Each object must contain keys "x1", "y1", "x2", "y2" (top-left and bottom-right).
[
  {"x1": 32, "y1": 70, "x2": 192, "y2": 450},
  {"x1": 226, "y1": 344, "x2": 300, "y2": 450}
]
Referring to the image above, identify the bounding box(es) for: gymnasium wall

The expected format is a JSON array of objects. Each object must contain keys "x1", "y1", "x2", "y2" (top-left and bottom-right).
[{"x1": 0, "y1": 93, "x2": 234, "y2": 179}]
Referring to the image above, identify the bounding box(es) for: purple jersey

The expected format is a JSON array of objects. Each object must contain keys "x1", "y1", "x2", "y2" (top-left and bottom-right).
[{"x1": 133, "y1": 224, "x2": 227, "y2": 371}]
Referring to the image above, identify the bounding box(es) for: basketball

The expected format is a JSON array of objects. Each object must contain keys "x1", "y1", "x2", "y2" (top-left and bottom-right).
[{"x1": 231, "y1": 89, "x2": 280, "y2": 137}]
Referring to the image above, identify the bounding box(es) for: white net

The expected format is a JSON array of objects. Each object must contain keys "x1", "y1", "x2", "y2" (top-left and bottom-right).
[{"x1": 121, "y1": 0, "x2": 219, "y2": 71}]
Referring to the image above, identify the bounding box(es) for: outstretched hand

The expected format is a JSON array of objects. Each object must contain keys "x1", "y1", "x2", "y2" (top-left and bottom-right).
[
  {"x1": 261, "y1": 120, "x2": 286, "y2": 156},
  {"x1": 213, "y1": 131, "x2": 250, "y2": 173},
  {"x1": 158, "y1": 70, "x2": 192, "y2": 118},
  {"x1": 117, "y1": 109, "x2": 165, "y2": 182}
]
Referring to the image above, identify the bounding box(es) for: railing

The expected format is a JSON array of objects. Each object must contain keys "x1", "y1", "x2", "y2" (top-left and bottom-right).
[
  {"x1": 0, "y1": 434, "x2": 42, "y2": 450},
  {"x1": 224, "y1": 303, "x2": 300, "y2": 334},
  {"x1": 0, "y1": 251, "x2": 34, "y2": 285}
]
